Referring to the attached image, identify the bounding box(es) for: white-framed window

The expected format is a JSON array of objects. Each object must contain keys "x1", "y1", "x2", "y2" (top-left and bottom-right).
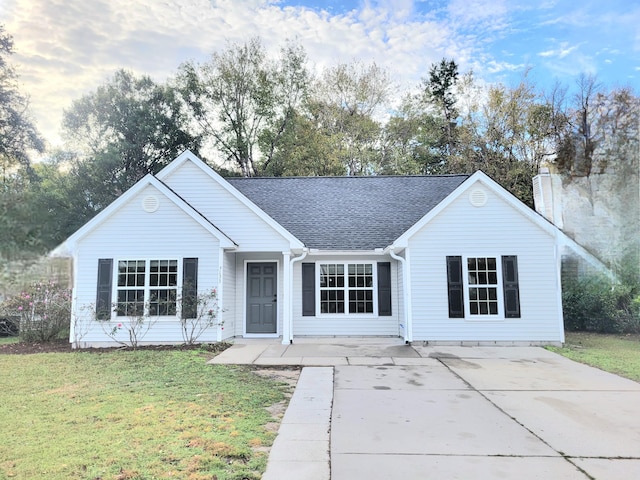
[
  {"x1": 446, "y1": 255, "x2": 521, "y2": 319},
  {"x1": 466, "y1": 257, "x2": 499, "y2": 315},
  {"x1": 318, "y1": 262, "x2": 376, "y2": 315},
  {"x1": 116, "y1": 259, "x2": 178, "y2": 317}
]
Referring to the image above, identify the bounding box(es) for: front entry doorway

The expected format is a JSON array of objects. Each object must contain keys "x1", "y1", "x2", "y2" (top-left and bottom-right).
[{"x1": 246, "y1": 262, "x2": 277, "y2": 334}]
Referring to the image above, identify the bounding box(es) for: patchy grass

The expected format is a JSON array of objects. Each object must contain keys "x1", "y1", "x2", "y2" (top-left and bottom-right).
[
  {"x1": 0, "y1": 348, "x2": 293, "y2": 479},
  {"x1": 0, "y1": 336, "x2": 19, "y2": 345},
  {"x1": 548, "y1": 331, "x2": 640, "y2": 382}
]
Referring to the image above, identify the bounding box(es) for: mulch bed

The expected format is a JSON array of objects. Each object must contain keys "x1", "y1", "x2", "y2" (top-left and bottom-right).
[{"x1": 0, "y1": 339, "x2": 230, "y2": 355}]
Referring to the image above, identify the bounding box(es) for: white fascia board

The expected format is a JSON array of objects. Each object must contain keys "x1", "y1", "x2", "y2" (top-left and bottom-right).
[
  {"x1": 156, "y1": 150, "x2": 305, "y2": 250},
  {"x1": 391, "y1": 170, "x2": 557, "y2": 249},
  {"x1": 51, "y1": 174, "x2": 237, "y2": 256},
  {"x1": 306, "y1": 249, "x2": 388, "y2": 256}
]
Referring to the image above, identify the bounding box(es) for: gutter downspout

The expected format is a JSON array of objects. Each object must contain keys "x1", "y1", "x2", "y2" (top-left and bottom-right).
[
  {"x1": 286, "y1": 248, "x2": 308, "y2": 345},
  {"x1": 389, "y1": 247, "x2": 412, "y2": 344},
  {"x1": 554, "y1": 230, "x2": 566, "y2": 345}
]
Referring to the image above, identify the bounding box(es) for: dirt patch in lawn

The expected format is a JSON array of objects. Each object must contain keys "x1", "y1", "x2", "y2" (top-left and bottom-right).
[{"x1": 252, "y1": 367, "x2": 302, "y2": 435}]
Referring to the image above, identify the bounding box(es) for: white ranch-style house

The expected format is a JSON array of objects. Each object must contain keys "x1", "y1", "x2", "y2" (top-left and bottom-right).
[{"x1": 54, "y1": 151, "x2": 600, "y2": 347}]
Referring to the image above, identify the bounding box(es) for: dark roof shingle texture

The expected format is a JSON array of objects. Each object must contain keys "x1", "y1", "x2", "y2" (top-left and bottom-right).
[{"x1": 227, "y1": 175, "x2": 469, "y2": 250}]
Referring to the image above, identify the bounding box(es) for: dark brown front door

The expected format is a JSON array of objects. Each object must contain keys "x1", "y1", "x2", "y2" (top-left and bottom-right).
[{"x1": 246, "y1": 262, "x2": 277, "y2": 334}]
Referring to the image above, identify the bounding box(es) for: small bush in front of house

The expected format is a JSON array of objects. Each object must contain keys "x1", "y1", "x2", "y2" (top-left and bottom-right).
[
  {"x1": 563, "y1": 273, "x2": 640, "y2": 334},
  {"x1": 180, "y1": 287, "x2": 221, "y2": 345},
  {"x1": 0, "y1": 281, "x2": 71, "y2": 342}
]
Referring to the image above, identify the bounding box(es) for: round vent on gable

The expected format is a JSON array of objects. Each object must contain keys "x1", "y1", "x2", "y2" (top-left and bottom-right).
[
  {"x1": 469, "y1": 188, "x2": 488, "y2": 207},
  {"x1": 142, "y1": 195, "x2": 160, "y2": 213}
]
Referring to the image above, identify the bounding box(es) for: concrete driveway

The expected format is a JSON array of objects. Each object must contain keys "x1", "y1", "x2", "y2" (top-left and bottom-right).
[{"x1": 211, "y1": 341, "x2": 640, "y2": 479}]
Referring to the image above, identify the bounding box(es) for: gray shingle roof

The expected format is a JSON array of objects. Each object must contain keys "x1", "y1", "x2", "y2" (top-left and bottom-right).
[{"x1": 226, "y1": 175, "x2": 469, "y2": 250}]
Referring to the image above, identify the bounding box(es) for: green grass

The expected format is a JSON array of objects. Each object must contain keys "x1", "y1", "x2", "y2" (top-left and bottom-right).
[
  {"x1": 548, "y1": 331, "x2": 640, "y2": 382},
  {"x1": 0, "y1": 349, "x2": 289, "y2": 480},
  {"x1": 0, "y1": 336, "x2": 18, "y2": 345}
]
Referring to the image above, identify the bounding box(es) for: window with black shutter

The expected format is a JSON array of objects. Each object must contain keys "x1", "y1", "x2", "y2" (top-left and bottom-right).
[
  {"x1": 182, "y1": 258, "x2": 198, "y2": 319},
  {"x1": 446, "y1": 256, "x2": 465, "y2": 318},
  {"x1": 377, "y1": 262, "x2": 392, "y2": 316},
  {"x1": 302, "y1": 263, "x2": 316, "y2": 316},
  {"x1": 96, "y1": 259, "x2": 113, "y2": 320},
  {"x1": 502, "y1": 256, "x2": 521, "y2": 318}
]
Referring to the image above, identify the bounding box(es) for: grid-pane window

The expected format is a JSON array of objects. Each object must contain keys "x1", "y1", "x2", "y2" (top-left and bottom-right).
[
  {"x1": 149, "y1": 260, "x2": 178, "y2": 316},
  {"x1": 348, "y1": 264, "x2": 374, "y2": 313},
  {"x1": 320, "y1": 264, "x2": 345, "y2": 313},
  {"x1": 116, "y1": 259, "x2": 178, "y2": 317},
  {"x1": 319, "y1": 263, "x2": 375, "y2": 315},
  {"x1": 467, "y1": 257, "x2": 498, "y2": 315},
  {"x1": 117, "y1": 260, "x2": 145, "y2": 316}
]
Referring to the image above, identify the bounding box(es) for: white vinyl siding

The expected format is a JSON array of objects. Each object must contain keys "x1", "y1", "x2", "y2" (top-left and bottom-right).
[
  {"x1": 408, "y1": 184, "x2": 562, "y2": 343},
  {"x1": 72, "y1": 185, "x2": 221, "y2": 347},
  {"x1": 162, "y1": 160, "x2": 291, "y2": 252},
  {"x1": 292, "y1": 255, "x2": 400, "y2": 336}
]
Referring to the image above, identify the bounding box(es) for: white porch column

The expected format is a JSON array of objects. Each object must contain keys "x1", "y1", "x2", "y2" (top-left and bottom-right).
[
  {"x1": 216, "y1": 248, "x2": 225, "y2": 343},
  {"x1": 281, "y1": 251, "x2": 291, "y2": 345}
]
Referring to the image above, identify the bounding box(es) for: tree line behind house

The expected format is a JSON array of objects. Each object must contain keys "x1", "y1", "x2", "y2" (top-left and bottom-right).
[{"x1": 1, "y1": 27, "x2": 638, "y2": 291}]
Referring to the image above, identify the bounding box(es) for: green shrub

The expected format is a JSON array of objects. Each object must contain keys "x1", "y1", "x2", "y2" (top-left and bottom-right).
[
  {"x1": 0, "y1": 280, "x2": 71, "y2": 341},
  {"x1": 562, "y1": 274, "x2": 640, "y2": 334}
]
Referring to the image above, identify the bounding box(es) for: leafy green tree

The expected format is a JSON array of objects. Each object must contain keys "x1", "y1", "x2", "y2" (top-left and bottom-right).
[
  {"x1": 0, "y1": 25, "x2": 44, "y2": 179},
  {"x1": 262, "y1": 106, "x2": 344, "y2": 176},
  {"x1": 62, "y1": 69, "x2": 201, "y2": 205},
  {"x1": 178, "y1": 38, "x2": 309, "y2": 177},
  {"x1": 310, "y1": 61, "x2": 390, "y2": 175},
  {"x1": 0, "y1": 25, "x2": 45, "y2": 262},
  {"x1": 445, "y1": 73, "x2": 555, "y2": 206},
  {"x1": 0, "y1": 171, "x2": 45, "y2": 259},
  {"x1": 379, "y1": 94, "x2": 443, "y2": 174}
]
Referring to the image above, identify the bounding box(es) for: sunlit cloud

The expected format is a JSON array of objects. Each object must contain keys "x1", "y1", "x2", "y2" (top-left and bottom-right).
[{"x1": 1, "y1": 0, "x2": 638, "y2": 149}]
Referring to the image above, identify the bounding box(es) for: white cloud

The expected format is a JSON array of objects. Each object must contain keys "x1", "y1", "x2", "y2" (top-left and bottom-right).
[
  {"x1": 1, "y1": 0, "x2": 636, "y2": 149},
  {"x1": 537, "y1": 42, "x2": 580, "y2": 59},
  {"x1": 4, "y1": 0, "x2": 477, "y2": 147}
]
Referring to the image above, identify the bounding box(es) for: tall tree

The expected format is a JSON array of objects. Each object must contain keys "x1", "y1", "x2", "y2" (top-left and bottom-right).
[
  {"x1": 311, "y1": 61, "x2": 391, "y2": 175},
  {"x1": 178, "y1": 38, "x2": 309, "y2": 177},
  {"x1": 444, "y1": 72, "x2": 556, "y2": 206},
  {"x1": 62, "y1": 69, "x2": 201, "y2": 209},
  {"x1": 0, "y1": 25, "x2": 44, "y2": 182},
  {"x1": 424, "y1": 58, "x2": 459, "y2": 157},
  {"x1": 379, "y1": 94, "x2": 443, "y2": 174}
]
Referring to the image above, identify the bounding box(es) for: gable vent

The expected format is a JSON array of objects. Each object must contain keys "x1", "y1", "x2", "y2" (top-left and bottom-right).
[
  {"x1": 469, "y1": 188, "x2": 487, "y2": 207},
  {"x1": 142, "y1": 195, "x2": 160, "y2": 213}
]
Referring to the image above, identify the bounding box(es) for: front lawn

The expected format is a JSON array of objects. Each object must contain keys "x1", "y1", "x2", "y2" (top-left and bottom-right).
[
  {"x1": 0, "y1": 348, "x2": 292, "y2": 479},
  {"x1": 548, "y1": 331, "x2": 640, "y2": 382}
]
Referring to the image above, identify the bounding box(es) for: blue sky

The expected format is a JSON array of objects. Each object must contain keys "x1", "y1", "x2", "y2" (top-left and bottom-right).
[{"x1": 3, "y1": 0, "x2": 638, "y2": 147}]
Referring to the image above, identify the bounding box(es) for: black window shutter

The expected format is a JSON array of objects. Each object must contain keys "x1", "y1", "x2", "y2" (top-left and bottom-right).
[
  {"x1": 96, "y1": 259, "x2": 113, "y2": 320},
  {"x1": 302, "y1": 263, "x2": 315, "y2": 316},
  {"x1": 377, "y1": 262, "x2": 392, "y2": 316},
  {"x1": 502, "y1": 256, "x2": 521, "y2": 318},
  {"x1": 446, "y1": 256, "x2": 464, "y2": 318},
  {"x1": 182, "y1": 258, "x2": 198, "y2": 319}
]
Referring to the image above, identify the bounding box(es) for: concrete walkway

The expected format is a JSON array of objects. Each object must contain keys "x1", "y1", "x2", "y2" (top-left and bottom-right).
[{"x1": 209, "y1": 340, "x2": 640, "y2": 479}]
